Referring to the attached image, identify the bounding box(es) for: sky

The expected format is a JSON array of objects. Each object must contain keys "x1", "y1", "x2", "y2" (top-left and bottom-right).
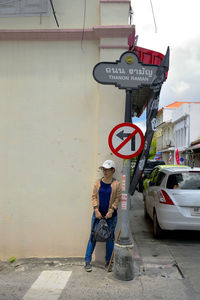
[{"x1": 131, "y1": 0, "x2": 200, "y2": 132}]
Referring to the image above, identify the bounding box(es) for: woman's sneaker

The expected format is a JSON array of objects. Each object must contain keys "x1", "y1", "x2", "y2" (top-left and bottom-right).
[{"x1": 84, "y1": 262, "x2": 92, "y2": 272}]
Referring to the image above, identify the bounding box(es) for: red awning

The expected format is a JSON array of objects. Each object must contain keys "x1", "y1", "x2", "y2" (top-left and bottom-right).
[
  {"x1": 128, "y1": 32, "x2": 168, "y2": 77},
  {"x1": 134, "y1": 46, "x2": 164, "y2": 65}
]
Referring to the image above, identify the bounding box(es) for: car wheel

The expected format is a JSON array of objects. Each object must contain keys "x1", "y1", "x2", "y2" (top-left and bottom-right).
[
  {"x1": 153, "y1": 211, "x2": 164, "y2": 239},
  {"x1": 143, "y1": 197, "x2": 149, "y2": 219}
]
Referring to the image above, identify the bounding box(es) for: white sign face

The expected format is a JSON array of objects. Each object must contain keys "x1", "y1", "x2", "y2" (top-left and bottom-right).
[{"x1": 108, "y1": 123, "x2": 145, "y2": 159}]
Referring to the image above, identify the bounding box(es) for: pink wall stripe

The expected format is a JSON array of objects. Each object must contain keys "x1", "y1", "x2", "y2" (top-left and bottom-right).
[
  {"x1": 0, "y1": 26, "x2": 133, "y2": 41},
  {"x1": 99, "y1": 45, "x2": 128, "y2": 49},
  {"x1": 100, "y1": 0, "x2": 130, "y2": 3}
]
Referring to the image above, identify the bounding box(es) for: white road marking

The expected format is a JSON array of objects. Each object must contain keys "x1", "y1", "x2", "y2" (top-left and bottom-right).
[{"x1": 23, "y1": 270, "x2": 72, "y2": 300}]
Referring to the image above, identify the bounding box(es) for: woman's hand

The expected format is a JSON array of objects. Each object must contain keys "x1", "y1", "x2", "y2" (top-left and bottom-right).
[
  {"x1": 105, "y1": 212, "x2": 111, "y2": 219},
  {"x1": 94, "y1": 208, "x2": 102, "y2": 219}
]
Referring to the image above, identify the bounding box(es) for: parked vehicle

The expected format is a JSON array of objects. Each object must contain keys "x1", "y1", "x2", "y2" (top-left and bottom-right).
[
  {"x1": 138, "y1": 160, "x2": 165, "y2": 192},
  {"x1": 143, "y1": 165, "x2": 200, "y2": 238}
]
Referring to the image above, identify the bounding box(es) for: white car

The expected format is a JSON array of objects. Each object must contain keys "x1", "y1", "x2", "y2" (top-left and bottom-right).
[{"x1": 143, "y1": 165, "x2": 200, "y2": 238}]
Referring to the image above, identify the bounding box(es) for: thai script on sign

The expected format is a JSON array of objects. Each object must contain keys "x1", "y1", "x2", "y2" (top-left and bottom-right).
[{"x1": 105, "y1": 67, "x2": 153, "y2": 77}]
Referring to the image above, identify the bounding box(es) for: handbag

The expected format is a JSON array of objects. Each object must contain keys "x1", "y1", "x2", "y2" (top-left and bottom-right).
[{"x1": 91, "y1": 218, "x2": 111, "y2": 242}]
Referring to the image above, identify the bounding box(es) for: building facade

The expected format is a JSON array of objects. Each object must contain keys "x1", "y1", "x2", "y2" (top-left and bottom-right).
[
  {"x1": 155, "y1": 102, "x2": 179, "y2": 164},
  {"x1": 0, "y1": 0, "x2": 133, "y2": 259},
  {"x1": 172, "y1": 102, "x2": 200, "y2": 166},
  {"x1": 156, "y1": 102, "x2": 200, "y2": 166}
]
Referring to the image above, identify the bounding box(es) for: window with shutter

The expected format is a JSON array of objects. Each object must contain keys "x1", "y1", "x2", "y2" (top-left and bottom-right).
[
  {"x1": 0, "y1": 0, "x2": 50, "y2": 16},
  {"x1": 21, "y1": 0, "x2": 49, "y2": 14},
  {"x1": 0, "y1": 0, "x2": 19, "y2": 15}
]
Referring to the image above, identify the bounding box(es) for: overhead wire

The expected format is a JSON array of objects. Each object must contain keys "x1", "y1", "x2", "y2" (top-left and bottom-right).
[
  {"x1": 49, "y1": 0, "x2": 59, "y2": 28},
  {"x1": 149, "y1": 0, "x2": 157, "y2": 33},
  {"x1": 129, "y1": 5, "x2": 133, "y2": 25},
  {"x1": 81, "y1": 0, "x2": 87, "y2": 51}
]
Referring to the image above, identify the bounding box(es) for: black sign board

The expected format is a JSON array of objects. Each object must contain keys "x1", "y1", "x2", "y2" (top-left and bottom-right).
[{"x1": 93, "y1": 51, "x2": 162, "y2": 90}]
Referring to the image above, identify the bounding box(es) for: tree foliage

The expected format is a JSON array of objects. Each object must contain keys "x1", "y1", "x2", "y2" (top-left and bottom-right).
[{"x1": 148, "y1": 134, "x2": 157, "y2": 160}]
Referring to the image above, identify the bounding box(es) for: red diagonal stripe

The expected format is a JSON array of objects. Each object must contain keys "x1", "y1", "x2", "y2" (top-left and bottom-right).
[{"x1": 115, "y1": 129, "x2": 138, "y2": 153}]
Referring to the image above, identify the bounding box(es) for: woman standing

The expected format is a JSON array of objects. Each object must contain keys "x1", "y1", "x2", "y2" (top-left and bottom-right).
[{"x1": 85, "y1": 160, "x2": 122, "y2": 272}]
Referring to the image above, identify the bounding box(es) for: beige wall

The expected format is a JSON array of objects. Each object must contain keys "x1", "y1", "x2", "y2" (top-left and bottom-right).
[
  {"x1": 100, "y1": 2, "x2": 130, "y2": 25},
  {"x1": 0, "y1": 40, "x2": 101, "y2": 258},
  {"x1": 0, "y1": 0, "x2": 132, "y2": 259}
]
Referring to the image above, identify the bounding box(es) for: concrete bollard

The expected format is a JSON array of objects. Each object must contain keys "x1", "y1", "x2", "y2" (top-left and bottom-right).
[{"x1": 114, "y1": 242, "x2": 134, "y2": 281}]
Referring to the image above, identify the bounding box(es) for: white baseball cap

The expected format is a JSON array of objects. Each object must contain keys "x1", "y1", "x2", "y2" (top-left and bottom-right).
[{"x1": 100, "y1": 160, "x2": 116, "y2": 169}]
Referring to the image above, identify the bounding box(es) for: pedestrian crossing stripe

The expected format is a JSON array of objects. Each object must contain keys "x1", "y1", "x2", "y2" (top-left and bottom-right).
[{"x1": 23, "y1": 270, "x2": 72, "y2": 300}]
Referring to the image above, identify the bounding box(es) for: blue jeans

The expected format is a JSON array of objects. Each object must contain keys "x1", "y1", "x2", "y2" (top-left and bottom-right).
[{"x1": 85, "y1": 212, "x2": 117, "y2": 263}]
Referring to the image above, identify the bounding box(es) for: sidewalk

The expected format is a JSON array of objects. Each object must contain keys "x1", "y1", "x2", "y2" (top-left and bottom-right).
[
  {"x1": 0, "y1": 192, "x2": 190, "y2": 300},
  {"x1": 0, "y1": 246, "x2": 188, "y2": 299}
]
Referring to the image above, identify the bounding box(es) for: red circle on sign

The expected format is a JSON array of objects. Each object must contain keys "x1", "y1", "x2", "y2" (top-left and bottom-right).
[{"x1": 108, "y1": 122, "x2": 145, "y2": 159}]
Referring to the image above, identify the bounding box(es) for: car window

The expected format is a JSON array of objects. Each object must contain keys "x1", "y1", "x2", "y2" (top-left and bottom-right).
[
  {"x1": 167, "y1": 172, "x2": 200, "y2": 190},
  {"x1": 145, "y1": 161, "x2": 165, "y2": 168},
  {"x1": 146, "y1": 161, "x2": 156, "y2": 168},
  {"x1": 155, "y1": 172, "x2": 166, "y2": 186}
]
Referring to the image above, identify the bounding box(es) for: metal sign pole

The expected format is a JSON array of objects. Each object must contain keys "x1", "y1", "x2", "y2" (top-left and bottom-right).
[
  {"x1": 114, "y1": 89, "x2": 134, "y2": 281},
  {"x1": 118, "y1": 89, "x2": 132, "y2": 244}
]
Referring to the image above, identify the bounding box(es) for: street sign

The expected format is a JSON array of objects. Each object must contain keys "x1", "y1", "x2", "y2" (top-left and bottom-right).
[
  {"x1": 93, "y1": 51, "x2": 164, "y2": 90},
  {"x1": 108, "y1": 123, "x2": 145, "y2": 159}
]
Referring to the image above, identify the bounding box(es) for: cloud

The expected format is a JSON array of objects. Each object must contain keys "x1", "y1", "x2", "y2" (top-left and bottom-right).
[
  {"x1": 132, "y1": 121, "x2": 146, "y2": 134},
  {"x1": 159, "y1": 37, "x2": 200, "y2": 107},
  {"x1": 172, "y1": 81, "x2": 190, "y2": 96}
]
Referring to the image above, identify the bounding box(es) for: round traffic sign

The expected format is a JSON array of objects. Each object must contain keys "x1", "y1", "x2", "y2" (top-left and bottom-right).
[{"x1": 108, "y1": 122, "x2": 145, "y2": 159}]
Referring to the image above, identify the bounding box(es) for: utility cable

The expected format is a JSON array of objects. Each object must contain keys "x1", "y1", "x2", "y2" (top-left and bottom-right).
[
  {"x1": 49, "y1": 0, "x2": 59, "y2": 28},
  {"x1": 81, "y1": 0, "x2": 87, "y2": 51},
  {"x1": 129, "y1": 5, "x2": 133, "y2": 25},
  {"x1": 149, "y1": 0, "x2": 157, "y2": 33}
]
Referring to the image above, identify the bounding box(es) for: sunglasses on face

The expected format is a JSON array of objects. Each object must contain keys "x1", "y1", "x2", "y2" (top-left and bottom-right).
[{"x1": 102, "y1": 168, "x2": 114, "y2": 172}]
